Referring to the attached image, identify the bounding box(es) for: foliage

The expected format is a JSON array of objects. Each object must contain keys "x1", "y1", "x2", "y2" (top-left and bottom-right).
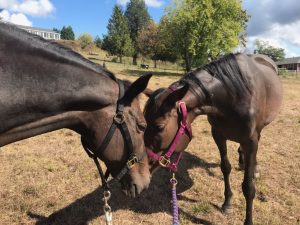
[
  {"x1": 77, "y1": 33, "x2": 93, "y2": 49},
  {"x1": 52, "y1": 28, "x2": 61, "y2": 34},
  {"x1": 137, "y1": 21, "x2": 177, "y2": 67},
  {"x1": 94, "y1": 35, "x2": 102, "y2": 48},
  {"x1": 162, "y1": 0, "x2": 249, "y2": 71},
  {"x1": 102, "y1": 5, "x2": 133, "y2": 63},
  {"x1": 60, "y1": 26, "x2": 75, "y2": 40},
  {"x1": 125, "y1": 0, "x2": 151, "y2": 64},
  {"x1": 254, "y1": 39, "x2": 285, "y2": 62}
]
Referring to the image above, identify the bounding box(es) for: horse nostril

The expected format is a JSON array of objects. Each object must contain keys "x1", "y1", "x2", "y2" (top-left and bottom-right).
[
  {"x1": 130, "y1": 184, "x2": 138, "y2": 198},
  {"x1": 134, "y1": 184, "x2": 139, "y2": 196}
]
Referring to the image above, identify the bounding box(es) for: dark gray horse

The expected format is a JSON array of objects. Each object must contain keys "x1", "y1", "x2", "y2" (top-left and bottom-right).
[
  {"x1": 0, "y1": 22, "x2": 152, "y2": 197},
  {"x1": 144, "y1": 53, "x2": 283, "y2": 225}
]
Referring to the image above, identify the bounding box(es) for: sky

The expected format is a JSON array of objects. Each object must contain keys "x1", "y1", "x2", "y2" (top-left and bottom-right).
[{"x1": 1, "y1": 0, "x2": 300, "y2": 57}]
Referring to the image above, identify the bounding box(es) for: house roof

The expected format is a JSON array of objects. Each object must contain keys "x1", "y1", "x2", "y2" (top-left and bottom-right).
[
  {"x1": 1, "y1": 21, "x2": 59, "y2": 34},
  {"x1": 16, "y1": 24, "x2": 60, "y2": 34},
  {"x1": 276, "y1": 57, "x2": 300, "y2": 65}
]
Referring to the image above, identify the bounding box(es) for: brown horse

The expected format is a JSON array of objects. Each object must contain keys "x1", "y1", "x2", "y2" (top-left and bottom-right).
[
  {"x1": 144, "y1": 53, "x2": 282, "y2": 225},
  {"x1": 0, "y1": 22, "x2": 151, "y2": 198}
]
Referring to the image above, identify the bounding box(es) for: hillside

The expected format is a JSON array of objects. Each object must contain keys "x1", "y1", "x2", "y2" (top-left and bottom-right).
[{"x1": 55, "y1": 40, "x2": 184, "y2": 75}]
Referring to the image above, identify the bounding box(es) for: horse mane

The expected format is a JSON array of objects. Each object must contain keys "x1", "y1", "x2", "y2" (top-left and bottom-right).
[
  {"x1": 0, "y1": 22, "x2": 116, "y2": 81},
  {"x1": 201, "y1": 53, "x2": 252, "y2": 99},
  {"x1": 183, "y1": 54, "x2": 252, "y2": 101}
]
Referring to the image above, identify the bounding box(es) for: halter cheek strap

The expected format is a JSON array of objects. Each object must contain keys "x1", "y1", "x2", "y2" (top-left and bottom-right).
[
  {"x1": 147, "y1": 101, "x2": 192, "y2": 172},
  {"x1": 81, "y1": 80, "x2": 146, "y2": 190}
]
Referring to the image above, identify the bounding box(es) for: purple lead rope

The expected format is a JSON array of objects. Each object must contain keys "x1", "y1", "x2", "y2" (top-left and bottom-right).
[{"x1": 171, "y1": 174, "x2": 179, "y2": 225}]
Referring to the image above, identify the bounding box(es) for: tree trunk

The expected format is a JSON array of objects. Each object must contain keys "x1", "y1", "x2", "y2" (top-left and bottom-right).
[
  {"x1": 184, "y1": 53, "x2": 192, "y2": 72},
  {"x1": 154, "y1": 59, "x2": 157, "y2": 69},
  {"x1": 132, "y1": 53, "x2": 138, "y2": 65},
  {"x1": 120, "y1": 55, "x2": 123, "y2": 64}
]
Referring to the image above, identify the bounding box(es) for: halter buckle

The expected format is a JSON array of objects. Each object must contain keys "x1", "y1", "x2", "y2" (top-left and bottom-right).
[
  {"x1": 113, "y1": 112, "x2": 125, "y2": 124},
  {"x1": 127, "y1": 155, "x2": 138, "y2": 169},
  {"x1": 159, "y1": 155, "x2": 170, "y2": 167}
]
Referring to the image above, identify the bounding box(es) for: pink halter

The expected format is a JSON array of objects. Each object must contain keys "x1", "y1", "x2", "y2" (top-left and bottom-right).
[{"x1": 147, "y1": 86, "x2": 192, "y2": 172}]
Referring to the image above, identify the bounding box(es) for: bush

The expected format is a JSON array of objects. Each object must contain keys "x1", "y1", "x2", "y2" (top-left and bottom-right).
[
  {"x1": 111, "y1": 57, "x2": 118, "y2": 63},
  {"x1": 78, "y1": 33, "x2": 93, "y2": 49}
]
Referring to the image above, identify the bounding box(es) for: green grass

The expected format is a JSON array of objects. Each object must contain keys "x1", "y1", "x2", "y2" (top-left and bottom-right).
[{"x1": 192, "y1": 202, "x2": 212, "y2": 215}]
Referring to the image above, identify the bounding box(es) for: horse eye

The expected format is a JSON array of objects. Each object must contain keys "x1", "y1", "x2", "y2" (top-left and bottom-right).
[
  {"x1": 156, "y1": 124, "x2": 165, "y2": 131},
  {"x1": 137, "y1": 123, "x2": 147, "y2": 132}
]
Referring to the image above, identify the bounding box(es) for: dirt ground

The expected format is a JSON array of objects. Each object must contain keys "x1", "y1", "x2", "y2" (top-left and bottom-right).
[{"x1": 0, "y1": 74, "x2": 299, "y2": 225}]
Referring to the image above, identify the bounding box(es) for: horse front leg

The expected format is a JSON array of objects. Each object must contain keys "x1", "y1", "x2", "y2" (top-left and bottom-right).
[
  {"x1": 241, "y1": 134, "x2": 259, "y2": 225},
  {"x1": 238, "y1": 146, "x2": 245, "y2": 170},
  {"x1": 238, "y1": 133, "x2": 261, "y2": 178},
  {"x1": 212, "y1": 128, "x2": 233, "y2": 213}
]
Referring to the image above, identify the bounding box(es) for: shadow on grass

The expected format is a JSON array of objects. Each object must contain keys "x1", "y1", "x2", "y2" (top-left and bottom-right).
[
  {"x1": 28, "y1": 152, "x2": 218, "y2": 225},
  {"x1": 125, "y1": 69, "x2": 184, "y2": 77}
]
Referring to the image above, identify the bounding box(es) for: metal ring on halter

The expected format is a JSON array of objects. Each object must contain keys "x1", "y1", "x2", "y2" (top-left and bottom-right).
[
  {"x1": 103, "y1": 204, "x2": 112, "y2": 212},
  {"x1": 170, "y1": 173, "x2": 178, "y2": 185},
  {"x1": 113, "y1": 112, "x2": 125, "y2": 124},
  {"x1": 170, "y1": 177, "x2": 178, "y2": 185},
  {"x1": 104, "y1": 190, "x2": 111, "y2": 199}
]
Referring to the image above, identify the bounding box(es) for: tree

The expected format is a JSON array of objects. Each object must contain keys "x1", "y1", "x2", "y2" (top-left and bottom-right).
[
  {"x1": 78, "y1": 33, "x2": 93, "y2": 49},
  {"x1": 137, "y1": 21, "x2": 176, "y2": 68},
  {"x1": 53, "y1": 28, "x2": 61, "y2": 33},
  {"x1": 103, "y1": 5, "x2": 133, "y2": 63},
  {"x1": 162, "y1": 0, "x2": 249, "y2": 72},
  {"x1": 254, "y1": 39, "x2": 285, "y2": 62},
  {"x1": 61, "y1": 26, "x2": 75, "y2": 40},
  {"x1": 125, "y1": 0, "x2": 151, "y2": 65},
  {"x1": 94, "y1": 35, "x2": 102, "y2": 48}
]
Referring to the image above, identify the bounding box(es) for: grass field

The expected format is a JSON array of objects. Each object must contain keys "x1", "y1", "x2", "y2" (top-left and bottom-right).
[{"x1": 0, "y1": 60, "x2": 300, "y2": 225}]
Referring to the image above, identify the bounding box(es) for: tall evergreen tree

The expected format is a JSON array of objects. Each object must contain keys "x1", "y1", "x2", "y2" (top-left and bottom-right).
[
  {"x1": 94, "y1": 35, "x2": 102, "y2": 48},
  {"x1": 125, "y1": 0, "x2": 151, "y2": 65},
  {"x1": 53, "y1": 28, "x2": 61, "y2": 33},
  {"x1": 60, "y1": 26, "x2": 75, "y2": 40},
  {"x1": 103, "y1": 5, "x2": 133, "y2": 63}
]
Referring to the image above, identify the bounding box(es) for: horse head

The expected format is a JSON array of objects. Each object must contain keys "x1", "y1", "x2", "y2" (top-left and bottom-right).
[
  {"x1": 144, "y1": 83, "x2": 198, "y2": 173},
  {"x1": 81, "y1": 74, "x2": 153, "y2": 197}
]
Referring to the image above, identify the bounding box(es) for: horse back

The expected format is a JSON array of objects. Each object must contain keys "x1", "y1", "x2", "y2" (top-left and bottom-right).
[{"x1": 250, "y1": 54, "x2": 278, "y2": 74}]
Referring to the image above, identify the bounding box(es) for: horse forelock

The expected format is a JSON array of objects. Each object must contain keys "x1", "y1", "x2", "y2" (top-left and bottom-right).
[{"x1": 144, "y1": 88, "x2": 165, "y2": 115}]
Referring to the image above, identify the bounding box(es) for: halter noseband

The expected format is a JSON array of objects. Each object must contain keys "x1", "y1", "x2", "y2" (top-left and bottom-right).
[
  {"x1": 147, "y1": 85, "x2": 192, "y2": 172},
  {"x1": 81, "y1": 80, "x2": 146, "y2": 190}
]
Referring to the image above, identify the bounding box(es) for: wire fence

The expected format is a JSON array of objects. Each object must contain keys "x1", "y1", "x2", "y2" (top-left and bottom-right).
[{"x1": 278, "y1": 68, "x2": 299, "y2": 78}]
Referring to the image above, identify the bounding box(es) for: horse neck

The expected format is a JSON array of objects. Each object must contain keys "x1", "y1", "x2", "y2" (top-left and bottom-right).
[
  {"x1": 0, "y1": 27, "x2": 120, "y2": 142},
  {"x1": 182, "y1": 70, "x2": 228, "y2": 119},
  {"x1": 1, "y1": 24, "x2": 118, "y2": 107}
]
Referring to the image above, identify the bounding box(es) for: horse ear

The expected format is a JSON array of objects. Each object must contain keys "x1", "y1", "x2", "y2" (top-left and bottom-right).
[
  {"x1": 163, "y1": 83, "x2": 189, "y2": 107},
  {"x1": 122, "y1": 73, "x2": 153, "y2": 104},
  {"x1": 143, "y1": 88, "x2": 154, "y2": 97}
]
